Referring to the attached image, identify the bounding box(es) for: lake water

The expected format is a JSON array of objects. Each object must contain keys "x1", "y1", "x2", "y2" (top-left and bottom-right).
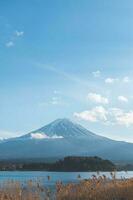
[{"x1": 0, "y1": 171, "x2": 132, "y2": 186}]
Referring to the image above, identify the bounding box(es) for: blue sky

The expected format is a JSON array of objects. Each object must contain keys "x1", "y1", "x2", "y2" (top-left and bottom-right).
[{"x1": 1, "y1": 0, "x2": 133, "y2": 141}]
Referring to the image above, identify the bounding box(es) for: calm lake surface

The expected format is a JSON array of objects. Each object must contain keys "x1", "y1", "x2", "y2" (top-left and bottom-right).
[{"x1": 0, "y1": 171, "x2": 132, "y2": 186}]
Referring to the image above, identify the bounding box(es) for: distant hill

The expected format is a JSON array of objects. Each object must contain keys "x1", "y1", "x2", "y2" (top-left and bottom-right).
[
  {"x1": 46, "y1": 156, "x2": 116, "y2": 172},
  {"x1": 0, "y1": 156, "x2": 116, "y2": 172},
  {"x1": 0, "y1": 118, "x2": 133, "y2": 163}
]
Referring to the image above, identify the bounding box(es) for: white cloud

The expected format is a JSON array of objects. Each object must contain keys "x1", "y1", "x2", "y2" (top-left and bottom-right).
[
  {"x1": 51, "y1": 97, "x2": 60, "y2": 105},
  {"x1": 92, "y1": 70, "x2": 101, "y2": 78},
  {"x1": 123, "y1": 76, "x2": 130, "y2": 83},
  {"x1": 31, "y1": 133, "x2": 48, "y2": 139},
  {"x1": 109, "y1": 108, "x2": 124, "y2": 117},
  {"x1": 118, "y1": 96, "x2": 128, "y2": 103},
  {"x1": 115, "y1": 111, "x2": 133, "y2": 127},
  {"x1": 51, "y1": 97, "x2": 66, "y2": 105},
  {"x1": 5, "y1": 30, "x2": 24, "y2": 48},
  {"x1": 52, "y1": 135, "x2": 64, "y2": 139},
  {"x1": 30, "y1": 133, "x2": 63, "y2": 139},
  {"x1": 15, "y1": 30, "x2": 24, "y2": 37},
  {"x1": 110, "y1": 108, "x2": 133, "y2": 126},
  {"x1": 74, "y1": 106, "x2": 133, "y2": 127},
  {"x1": 39, "y1": 95, "x2": 68, "y2": 107},
  {"x1": 6, "y1": 41, "x2": 14, "y2": 47},
  {"x1": 53, "y1": 90, "x2": 61, "y2": 94},
  {"x1": 105, "y1": 76, "x2": 131, "y2": 84},
  {"x1": 105, "y1": 78, "x2": 118, "y2": 84},
  {"x1": 51, "y1": 96, "x2": 69, "y2": 106},
  {"x1": 74, "y1": 106, "x2": 108, "y2": 122},
  {"x1": 87, "y1": 93, "x2": 109, "y2": 104}
]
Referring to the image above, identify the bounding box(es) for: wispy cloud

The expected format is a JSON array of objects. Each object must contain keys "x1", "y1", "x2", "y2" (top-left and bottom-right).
[
  {"x1": 34, "y1": 62, "x2": 91, "y2": 88},
  {"x1": 15, "y1": 30, "x2": 24, "y2": 37},
  {"x1": 5, "y1": 30, "x2": 24, "y2": 48},
  {"x1": 6, "y1": 41, "x2": 14, "y2": 48},
  {"x1": 51, "y1": 96, "x2": 62, "y2": 105},
  {"x1": 39, "y1": 90, "x2": 69, "y2": 107},
  {"x1": 92, "y1": 70, "x2": 101, "y2": 78},
  {"x1": 105, "y1": 76, "x2": 131, "y2": 84},
  {"x1": 123, "y1": 76, "x2": 130, "y2": 83},
  {"x1": 53, "y1": 90, "x2": 61, "y2": 94},
  {"x1": 105, "y1": 77, "x2": 119, "y2": 84},
  {"x1": 87, "y1": 93, "x2": 109, "y2": 104},
  {"x1": 110, "y1": 108, "x2": 133, "y2": 127},
  {"x1": 118, "y1": 95, "x2": 128, "y2": 103}
]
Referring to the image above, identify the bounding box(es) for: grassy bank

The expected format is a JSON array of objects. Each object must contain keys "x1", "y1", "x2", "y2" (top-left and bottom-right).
[
  {"x1": 57, "y1": 176, "x2": 133, "y2": 200},
  {"x1": 0, "y1": 179, "x2": 55, "y2": 200},
  {"x1": 0, "y1": 174, "x2": 133, "y2": 199}
]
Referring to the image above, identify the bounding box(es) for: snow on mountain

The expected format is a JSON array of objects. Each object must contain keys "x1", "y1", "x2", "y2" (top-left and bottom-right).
[{"x1": 23, "y1": 118, "x2": 102, "y2": 139}]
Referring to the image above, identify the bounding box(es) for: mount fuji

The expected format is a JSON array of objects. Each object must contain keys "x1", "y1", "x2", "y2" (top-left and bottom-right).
[{"x1": 0, "y1": 118, "x2": 133, "y2": 162}]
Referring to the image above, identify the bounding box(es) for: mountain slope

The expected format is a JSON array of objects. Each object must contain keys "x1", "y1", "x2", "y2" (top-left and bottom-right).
[
  {"x1": 1, "y1": 118, "x2": 133, "y2": 162},
  {"x1": 21, "y1": 118, "x2": 103, "y2": 139}
]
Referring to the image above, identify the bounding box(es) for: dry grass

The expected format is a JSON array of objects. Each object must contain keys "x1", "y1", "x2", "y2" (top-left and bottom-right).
[
  {"x1": 0, "y1": 179, "x2": 55, "y2": 200},
  {"x1": 56, "y1": 174, "x2": 133, "y2": 200},
  {"x1": 0, "y1": 174, "x2": 133, "y2": 200}
]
